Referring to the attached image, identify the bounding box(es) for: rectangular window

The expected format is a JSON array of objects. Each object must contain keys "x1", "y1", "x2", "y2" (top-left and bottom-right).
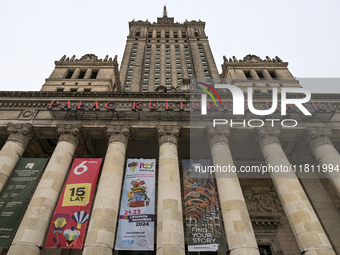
[
  {"x1": 78, "y1": 71, "x2": 86, "y2": 79},
  {"x1": 66, "y1": 70, "x2": 74, "y2": 79},
  {"x1": 257, "y1": 71, "x2": 264, "y2": 79},
  {"x1": 269, "y1": 71, "x2": 277, "y2": 79},
  {"x1": 90, "y1": 70, "x2": 98, "y2": 79},
  {"x1": 244, "y1": 71, "x2": 252, "y2": 79}
]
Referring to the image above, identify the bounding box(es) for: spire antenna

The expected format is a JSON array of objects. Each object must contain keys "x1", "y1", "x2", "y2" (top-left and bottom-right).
[{"x1": 163, "y1": 5, "x2": 167, "y2": 17}]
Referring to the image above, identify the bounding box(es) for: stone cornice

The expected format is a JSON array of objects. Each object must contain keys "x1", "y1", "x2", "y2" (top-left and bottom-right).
[
  {"x1": 106, "y1": 124, "x2": 131, "y2": 147},
  {"x1": 156, "y1": 124, "x2": 181, "y2": 146},
  {"x1": 206, "y1": 125, "x2": 230, "y2": 148},
  {"x1": 7, "y1": 123, "x2": 34, "y2": 148},
  {"x1": 304, "y1": 127, "x2": 333, "y2": 150},
  {"x1": 255, "y1": 127, "x2": 281, "y2": 149},
  {"x1": 57, "y1": 124, "x2": 81, "y2": 147}
]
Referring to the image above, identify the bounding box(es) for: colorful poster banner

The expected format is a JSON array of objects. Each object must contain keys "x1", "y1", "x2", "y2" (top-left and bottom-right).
[
  {"x1": 182, "y1": 159, "x2": 227, "y2": 252},
  {"x1": 115, "y1": 158, "x2": 156, "y2": 251},
  {"x1": 0, "y1": 158, "x2": 48, "y2": 248},
  {"x1": 45, "y1": 158, "x2": 102, "y2": 249}
]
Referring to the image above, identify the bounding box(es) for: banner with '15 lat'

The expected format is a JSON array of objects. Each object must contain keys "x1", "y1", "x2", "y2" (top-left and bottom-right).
[
  {"x1": 115, "y1": 158, "x2": 156, "y2": 251},
  {"x1": 45, "y1": 159, "x2": 102, "y2": 249}
]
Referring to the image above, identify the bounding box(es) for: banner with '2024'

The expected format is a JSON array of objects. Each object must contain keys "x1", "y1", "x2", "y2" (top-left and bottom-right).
[
  {"x1": 45, "y1": 159, "x2": 102, "y2": 249},
  {"x1": 115, "y1": 158, "x2": 156, "y2": 250}
]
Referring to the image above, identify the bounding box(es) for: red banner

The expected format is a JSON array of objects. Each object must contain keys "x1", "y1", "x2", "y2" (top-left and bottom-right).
[{"x1": 45, "y1": 158, "x2": 102, "y2": 249}]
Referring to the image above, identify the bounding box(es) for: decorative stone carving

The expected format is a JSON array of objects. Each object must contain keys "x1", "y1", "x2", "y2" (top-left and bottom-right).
[
  {"x1": 242, "y1": 186, "x2": 283, "y2": 213},
  {"x1": 79, "y1": 54, "x2": 98, "y2": 62},
  {"x1": 255, "y1": 127, "x2": 281, "y2": 149},
  {"x1": 57, "y1": 124, "x2": 81, "y2": 146},
  {"x1": 106, "y1": 124, "x2": 131, "y2": 146},
  {"x1": 206, "y1": 125, "x2": 230, "y2": 147},
  {"x1": 7, "y1": 123, "x2": 34, "y2": 148},
  {"x1": 156, "y1": 125, "x2": 180, "y2": 146},
  {"x1": 305, "y1": 127, "x2": 332, "y2": 150}
]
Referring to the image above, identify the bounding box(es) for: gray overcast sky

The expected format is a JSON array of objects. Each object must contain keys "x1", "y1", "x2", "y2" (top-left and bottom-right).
[{"x1": 0, "y1": 0, "x2": 339, "y2": 92}]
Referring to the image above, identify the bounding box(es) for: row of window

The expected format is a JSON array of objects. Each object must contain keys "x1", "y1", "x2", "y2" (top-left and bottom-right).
[
  {"x1": 244, "y1": 70, "x2": 278, "y2": 79},
  {"x1": 65, "y1": 70, "x2": 98, "y2": 79},
  {"x1": 56, "y1": 88, "x2": 91, "y2": 92}
]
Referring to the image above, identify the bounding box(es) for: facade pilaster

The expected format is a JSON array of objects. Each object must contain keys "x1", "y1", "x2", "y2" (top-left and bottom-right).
[
  {"x1": 0, "y1": 123, "x2": 34, "y2": 193},
  {"x1": 206, "y1": 125, "x2": 259, "y2": 255},
  {"x1": 83, "y1": 125, "x2": 131, "y2": 255},
  {"x1": 7, "y1": 124, "x2": 81, "y2": 255},
  {"x1": 156, "y1": 124, "x2": 185, "y2": 255},
  {"x1": 305, "y1": 127, "x2": 340, "y2": 198},
  {"x1": 256, "y1": 127, "x2": 335, "y2": 255}
]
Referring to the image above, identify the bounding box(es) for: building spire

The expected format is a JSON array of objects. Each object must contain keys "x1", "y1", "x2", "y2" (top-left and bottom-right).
[{"x1": 163, "y1": 5, "x2": 167, "y2": 17}]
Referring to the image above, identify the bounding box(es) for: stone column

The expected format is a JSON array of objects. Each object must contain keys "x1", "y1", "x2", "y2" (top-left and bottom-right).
[
  {"x1": 305, "y1": 127, "x2": 340, "y2": 198},
  {"x1": 256, "y1": 127, "x2": 335, "y2": 255},
  {"x1": 84, "y1": 69, "x2": 92, "y2": 79},
  {"x1": 8, "y1": 124, "x2": 81, "y2": 255},
  {"x1": 156, "y1": 125, "x2": 185, "y2": 255},
  {"x1": 83, "y1": 125, "x2": 131, "y2": 255},
  {"x1": 0, "y1": 123, "x2": 34, "y2": 193},
  {"x1": 206, "y1": 126, "x2": 259, "y2": 255}
]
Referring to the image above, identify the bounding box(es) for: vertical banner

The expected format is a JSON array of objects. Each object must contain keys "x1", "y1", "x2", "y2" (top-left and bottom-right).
[
  {"x1": 182, "y1": 159, "x2": 227, "y2": 252},
  {"x1": 115, "y1": 158, "x2": 155, "y2": 250},
  {"x1": 45, "y1": 158, "x2": 102, "y2": 249},
  {"x1": 0, "y1": 158, "x2": 48, "y2": 248}
]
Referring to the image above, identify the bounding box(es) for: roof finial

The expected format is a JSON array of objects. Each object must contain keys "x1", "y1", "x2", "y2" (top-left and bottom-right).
[{"x1": 163, "y1": 5, "x2": 167, "y2": 17}]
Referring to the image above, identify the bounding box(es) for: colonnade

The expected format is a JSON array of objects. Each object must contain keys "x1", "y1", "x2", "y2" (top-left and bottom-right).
[{"x1": 0, "y1": 123, "x2": 338, "y2": 255}]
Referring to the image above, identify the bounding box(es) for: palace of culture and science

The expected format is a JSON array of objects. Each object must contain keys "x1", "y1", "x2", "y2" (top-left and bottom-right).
[{"x1": 0, "y1": 6, "x2": 339, "y2": 255}]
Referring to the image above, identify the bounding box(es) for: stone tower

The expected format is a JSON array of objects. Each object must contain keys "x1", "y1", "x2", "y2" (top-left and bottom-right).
[
  {"x1": 40, "y1": 54, "x2": 120, "y2": 92},
  {"x1": 119, "y1": 6, "x2": 219, "y2": 92}
]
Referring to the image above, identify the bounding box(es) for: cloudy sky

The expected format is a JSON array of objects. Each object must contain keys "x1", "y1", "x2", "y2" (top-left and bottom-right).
[{"x1": 1, "y1": 0, "x2": 339, "y2": 92}]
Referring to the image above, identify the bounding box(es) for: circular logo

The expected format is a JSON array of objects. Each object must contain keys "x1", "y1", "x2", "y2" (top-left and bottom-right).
[{"x1": 138, "y1": 239, "x2": 147, "y2": 246}]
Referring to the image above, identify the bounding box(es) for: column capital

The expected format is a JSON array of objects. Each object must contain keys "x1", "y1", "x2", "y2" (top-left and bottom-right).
[
  {"x1": 57, "y1": 124, "x2": 81, "y2": 147},
  {"x1": 106, "y1": 124, "x2": 131, "y2": 146},
  {"x1": 255, "y1": 127, "x2": 281, "y2": 149},
  {"x1": 304, "y1": 127, "x2": 332, "y2": 150},
  {"x1": 206, "y1": 125, "x2": 230, "y2": 148},
  {"x1": 7, "y1": 123, "x2": 34, "y2": 148},
  {"x1": 156, "y1": 124, "x2": 181, "y2": 146}
]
